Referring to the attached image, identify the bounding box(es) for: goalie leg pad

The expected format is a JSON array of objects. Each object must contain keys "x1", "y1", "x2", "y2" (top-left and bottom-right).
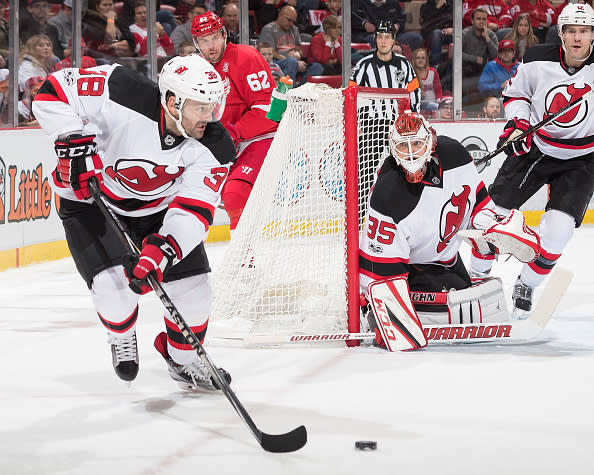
[
  {"x1": 412, "y1": 279, "x2": 509, "y2": 325},
  {"x1": 368, "y1": 277, "x2": 428, "y2": 351}
]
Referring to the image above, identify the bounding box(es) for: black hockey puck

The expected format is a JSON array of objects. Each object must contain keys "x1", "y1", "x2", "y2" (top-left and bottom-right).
[{"x1": 355, "y1": 440, "x2": 377, "y2": 450}]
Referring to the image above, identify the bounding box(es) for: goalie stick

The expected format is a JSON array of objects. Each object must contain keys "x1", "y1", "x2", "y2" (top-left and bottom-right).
[
  {"x1": 243, "y1": 268, "x2": 573, "y2": 347},
  {"x1": 88, "y1": 178, "x2": 307, "y2": 453}
]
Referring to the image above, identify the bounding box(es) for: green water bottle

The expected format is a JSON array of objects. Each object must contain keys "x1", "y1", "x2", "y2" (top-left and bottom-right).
[{"x1": 266, "y1": 76, "x2": 294, "y2": 122}]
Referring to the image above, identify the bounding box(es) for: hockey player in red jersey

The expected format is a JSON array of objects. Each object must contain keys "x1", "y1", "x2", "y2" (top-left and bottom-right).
[
  {"x1": 192, "y1": 12, "x2": 279, "y2": 232},
  {"x1": 471, "y1": 3, "x2": 594, "y2": 316},
  {"x1": 32, "y1": 54, "x2": 236, "y2": 390},
  {"x1": 359, "y1": 111, "x2": 540, "y2": 347}
]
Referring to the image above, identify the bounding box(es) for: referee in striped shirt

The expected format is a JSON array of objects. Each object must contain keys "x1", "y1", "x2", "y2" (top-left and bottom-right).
[{"x1": 350, "y1": 20, "x2": 421, "y2": 113}]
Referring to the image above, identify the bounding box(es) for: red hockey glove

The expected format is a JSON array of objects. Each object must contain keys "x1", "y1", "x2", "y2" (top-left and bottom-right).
[
  {"x1": 123, "y1": 234, "x2": 182, "y2": 295},
  {"x1": 223, "y1": 122, "x2": 241, "y2": 147},
  {"x1": 496, "y1": 118, "x2": 532, "y2": 157},
  {"x1": 54, "y1": 134, "x2": 103, "y2": 200}
]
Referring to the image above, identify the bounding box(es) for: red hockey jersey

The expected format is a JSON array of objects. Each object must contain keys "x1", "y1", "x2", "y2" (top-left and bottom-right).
[{"x1": 212, "y1": 42, "x2": 278, "y2": 143}]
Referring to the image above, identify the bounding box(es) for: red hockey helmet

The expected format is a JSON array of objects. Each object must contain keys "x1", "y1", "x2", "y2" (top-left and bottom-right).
[
  {"x1": 192, "y1": 12, "x2": 225, "y2": 38},
  {"x1": 388, "y1": 111, "x2": 437, "y2": 183}
]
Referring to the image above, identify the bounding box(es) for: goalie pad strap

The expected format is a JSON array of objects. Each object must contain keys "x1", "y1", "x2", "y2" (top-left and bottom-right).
[{"x1": 413, "y1": 279, "x2": 508, "y2": 326}]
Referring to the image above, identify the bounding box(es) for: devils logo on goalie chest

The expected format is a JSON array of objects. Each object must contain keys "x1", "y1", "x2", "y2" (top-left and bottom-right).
[{"x1": 436, "y1": 185, "x2": 471, "y2": 253}]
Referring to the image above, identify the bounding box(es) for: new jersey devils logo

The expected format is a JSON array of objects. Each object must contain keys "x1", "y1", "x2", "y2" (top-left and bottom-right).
[
  {"x1": 545, "y1": 83, "x2": 591, "y2": 128},
  {"x1": 105, "y1": 159, "x2": 184, "y2": 196},
  {"x1": 437, "y1": 185, "x2": 471, "y2": 253}
]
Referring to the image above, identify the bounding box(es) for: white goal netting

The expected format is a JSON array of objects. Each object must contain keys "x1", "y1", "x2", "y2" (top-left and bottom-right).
[{"x1": 211, "y1": 84, "x2": 409, "y2": 341}]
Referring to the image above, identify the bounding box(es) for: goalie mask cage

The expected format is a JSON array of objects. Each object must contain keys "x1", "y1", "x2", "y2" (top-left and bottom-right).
[{"x1": 211, "y1": 85, "x2": 410, "y2": 344}]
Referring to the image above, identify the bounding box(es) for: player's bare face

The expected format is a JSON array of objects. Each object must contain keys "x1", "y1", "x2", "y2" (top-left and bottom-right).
[
  {"x1": 562, "y1": 25, "x2": 594, "y2": 64},
  {"x1": 376, "y1": 33, "x2": 394, "y2": 58},
  {"x1": 180, "y1": 99, "x2": 217, "y2": 139},
  {"x1": 195, "y1": 31, "x2": 226, "y2": 64}
]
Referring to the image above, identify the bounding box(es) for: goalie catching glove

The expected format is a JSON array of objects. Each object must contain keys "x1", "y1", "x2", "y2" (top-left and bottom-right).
[
  {"x1": 123, "y1": 233, "x2": 182, "y2": 294},
  {"x1": 461, "y1": 209, "x2": 540, "y2": 263},
  {"x1": 497, "y1": 118, "x2": 532, "y2": 157},
  {"x1": 54, "y1": 134, "x2": 103, "y2": 200}
]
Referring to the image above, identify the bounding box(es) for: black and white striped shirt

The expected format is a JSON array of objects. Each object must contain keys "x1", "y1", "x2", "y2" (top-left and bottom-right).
[{"x1": 350, "y1": 52, "x2": 421, "y2": 113}]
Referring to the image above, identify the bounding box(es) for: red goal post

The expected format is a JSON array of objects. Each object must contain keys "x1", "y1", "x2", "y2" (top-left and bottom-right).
[{"x1": 211, "y1": 85, "x2": 411, "y2": 345}]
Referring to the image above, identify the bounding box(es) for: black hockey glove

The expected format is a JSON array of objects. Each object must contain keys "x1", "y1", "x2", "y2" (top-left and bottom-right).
[
  {"x1": 123, "y1": 233, "x2": 181, "y2": 295},
  {"x1": 496, "y1": 118, "x2": 532, "y2": 157},
  {"x1": 54, "y1": 134, "x2": 103, "y2": 200}
]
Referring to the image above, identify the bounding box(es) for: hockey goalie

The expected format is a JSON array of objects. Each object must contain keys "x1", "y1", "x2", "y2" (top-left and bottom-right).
[{"x1": 359, "y1": 111, "x2": 540, "y2": 351}]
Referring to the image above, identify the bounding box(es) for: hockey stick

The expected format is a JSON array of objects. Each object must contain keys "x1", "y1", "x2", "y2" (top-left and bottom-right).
[
  {"x1": 87, "y1": 178, "x2": 307, "y2": 453},
  {"x1": 474, "y1": 90, "x2": 594, "y2": 168},
  {"x1": 244, "y1": 268, "x2": 572, "y2": 347}
]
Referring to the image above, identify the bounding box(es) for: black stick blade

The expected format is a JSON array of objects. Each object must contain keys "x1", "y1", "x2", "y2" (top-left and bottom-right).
[{"x1": 260, "y1": 425, "x2": 307, "y2": 453}]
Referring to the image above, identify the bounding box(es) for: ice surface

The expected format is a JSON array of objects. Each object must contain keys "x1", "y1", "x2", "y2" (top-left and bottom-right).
[{"x1": 0, "y1": 229, "x2": 593, "y2": 475}]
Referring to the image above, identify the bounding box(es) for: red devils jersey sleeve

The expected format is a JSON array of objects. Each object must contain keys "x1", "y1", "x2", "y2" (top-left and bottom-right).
[{"x1": 215, "y1": 43, "x2": 278, "y2": 141}]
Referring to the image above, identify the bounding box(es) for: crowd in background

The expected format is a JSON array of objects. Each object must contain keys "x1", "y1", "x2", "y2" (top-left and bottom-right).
[{"x1": 0, "y1": 0, "x2": 585, "y2": 126}]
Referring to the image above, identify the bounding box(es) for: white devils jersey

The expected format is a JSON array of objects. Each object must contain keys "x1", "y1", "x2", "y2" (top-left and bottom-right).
[
  {"x1": 359, "y1": 136, "x2": 495, "y2": 293},
  {"x1": 33, "y1": 65, "x2": 235, "y2": 259},
  {"x1": 502, "y1": 44, "x2": 594, "y2": 159}
]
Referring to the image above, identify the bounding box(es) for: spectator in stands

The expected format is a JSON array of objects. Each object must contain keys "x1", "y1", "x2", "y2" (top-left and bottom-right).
[
  {"x1": 463, "y1": 1, "x2": 513, "y2": 41},
  {"x1": 307, "y1": 14, "x2": 341, "y2": 75},
  {"x1": 117, "y1": 0, "x2": 178, "y2": 36},
  {"x1": 258, "y1": 5, "x2": 323, "y2": 85},
  {"x1": 20, "y1": 0, "x2": 63, "y2": 59},
  {"x1": 223, "y1": 2, "x2": 241, "y2": 44},
  {"x1": 256, "y1": 41, "x2": 283, "y2": 72},
  {"x1": 478, "y1": 39, "x2": 519, "y2": 98},
  {"x1": 48, "y1": 0, "x2": 73, "y2": 54},
  {"x1": 18, "y1": 34, "x2": 56, "y2": 93},
  {"x1": 253, "y1": 0, "x2": 283, "y2": 35},
  {"x1": 171, "y1": 3, "x2": 207, "y2": 53},
  {"x1": 392, "y1": 41, "x2": 403, "y2": 56},
  {"x1": 478, "y1": 95, "x2": 502, "y2": 119},
  {"x1": 462, "y1": 8, "x2": 498, "y2": 96},
  {"x1": 545, "y1": 1, "x2": 592, "y2": 46},
  {"x1": 420, "y1": 0, "x2": 453, "y2": 67},
  {"x1": 83, "y1": 0, "x2": 135, "y2": 63},
  {"x1": 54, "y1": 37, "x2": 98, "y2": 70},
  {"x1": 504, "y1": 14, "x2": 539, "y2": 60},
  {"x1": 436, "y1": 95, "x2": 453, "y2": 119},
  {"x1": 351, "y1": 0, "x2": 423, "y2": 52},
  {"x1": 411, "y1": 48, "x2": 442, "y2": 114},
  {"x1": 0, "y1": 68, "x2": 8, "y2": 125},
  {"x1": 130, "y1": 0, "x2": 174, "y2": 58},
  {"x1": 0, "y1": 1, "x2": 8, "y2": 67},
  {"x1": 18, "y1": 75, "x2": 44, "y2": 126},
  {"x1": 176, "y1": 40, "x2": 196, "y2": 56},
  {"x1": 508, "y1": 0, "x2": 556, "y2": 43}
]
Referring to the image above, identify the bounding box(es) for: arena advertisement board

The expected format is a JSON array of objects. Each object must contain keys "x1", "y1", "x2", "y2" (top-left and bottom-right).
[{"x1": 0, "y1": 129, "x2": 65, "y2": 253}]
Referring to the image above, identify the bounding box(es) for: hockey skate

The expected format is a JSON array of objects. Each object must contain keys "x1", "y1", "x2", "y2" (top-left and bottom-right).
[
  {"x1": 512, "y1": 277, "x2": 534, "y2": 319},
  {"x1": 154, "y1": 332, "x2": 231, "y2": 391},
  {"x1": 108, "y1": 332, "x2": 139, "y2": 382}
]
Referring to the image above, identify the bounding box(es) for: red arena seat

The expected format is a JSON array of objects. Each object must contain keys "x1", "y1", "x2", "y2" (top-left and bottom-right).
[{"x1": 306, "y1": 75, "x2": 343, "y2": 88}]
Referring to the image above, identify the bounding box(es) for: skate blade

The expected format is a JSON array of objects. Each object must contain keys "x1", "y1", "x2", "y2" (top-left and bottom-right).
[{"x1": 176, "y1": 381, "x2": 218, "y2": 393}]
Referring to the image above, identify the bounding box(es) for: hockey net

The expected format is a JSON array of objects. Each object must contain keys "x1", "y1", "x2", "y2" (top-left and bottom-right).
[{"x1": 210, "y1": 85, "x2": 410, "y2": 343}]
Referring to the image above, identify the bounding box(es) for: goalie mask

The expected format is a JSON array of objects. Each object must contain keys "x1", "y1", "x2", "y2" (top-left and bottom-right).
[
  {"x1": 388, "y1": 111, "x2": 437, "y2": 183},
  {"x1": 159, "y1": 54, "x2": 226, "y2": 139},
  {"x1": 557, "y1": 3, "x2": 594, "y2": 62}
]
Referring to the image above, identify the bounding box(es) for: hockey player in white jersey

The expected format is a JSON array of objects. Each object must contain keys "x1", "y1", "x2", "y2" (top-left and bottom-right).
[
  {"x1": 32, "y1": 55, "x2": 236, "y2": 390},
  {"x1": 359, "y1": 111, "x2": 539, "y2": 348},
  {"x1": 471, "y1": 2, "x2": 594, "y2": 316}
]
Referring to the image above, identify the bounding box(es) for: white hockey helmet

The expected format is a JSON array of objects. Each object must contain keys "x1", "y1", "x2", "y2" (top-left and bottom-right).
[
  {"x1": 388, "y1": 111, "x2": 437, "y2": 183},
  {"x1": 159, "y1": 53, "x2": 226, "y2": 138},
  {"x1": 557, "y1": 2, "x2": 594, "y2": 33}
]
